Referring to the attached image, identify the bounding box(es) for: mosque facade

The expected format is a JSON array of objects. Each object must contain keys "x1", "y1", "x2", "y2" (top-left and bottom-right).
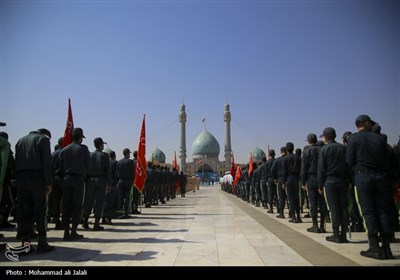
[{"x1": 148, "y1": 103, "x2": 267, "y2": 180}]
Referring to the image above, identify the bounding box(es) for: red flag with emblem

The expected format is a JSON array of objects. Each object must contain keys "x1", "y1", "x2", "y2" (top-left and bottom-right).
[
  {"x1": 134, "y1": 115, "x2": 147, "y2": 192},
  {"x1": 230, "y1": 152, "x2": 235, "y2": 177},
  {"x1": 61, "y1": 98, "x2": 74, "y2": 148},
  {"x1": 248, "y1": 152, "x2": 254, "y2": 176},
  {"x1": 233, "y1": 165, "x2": 242, "y2": 186}
]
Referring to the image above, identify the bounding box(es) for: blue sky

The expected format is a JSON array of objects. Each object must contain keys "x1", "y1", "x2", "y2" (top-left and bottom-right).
[{"x1": 1, "y1": 0, "x2": 399, "y2": 165}]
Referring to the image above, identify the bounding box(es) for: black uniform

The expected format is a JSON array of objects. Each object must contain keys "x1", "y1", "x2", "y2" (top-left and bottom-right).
[
  {"x1": 346, "y1": 129, "x2": 393, "y2": 258},
  {"x1": 103, "y1": 154, "x2": 119, "y2": 221},
  {"x1": 83, "y1": 150, "x2": 110, "y2": 227},
  {"x1": 50, "y1": 146, "x2": 63, "y2": 229},
  {"x1": 180, "y1": 172, "x2": 187, "y2": 197},
  {"x1": 0, "y1": 147, "x2": 16, "y2": 227},
  {"x1": 301, "y1": 144, "x2": 327, "y2": 232},
  {"x1": 272, "y1": 155, "x2": 287, "y2": 217},
  {"x1": 318, "y1": 140, "x2": 349, "y2": 242},
  {"x1": 116, "y1": 157, "x2": 134, "y2": 217},
  {"x1": 144, "y1": 165, "x2": 155, "y2": 207},
  {"x1": 266, "y1": 157, "x2": 276, "y2": 212},
  {"x1": 283, "y1": 153, "x2": 301, "y2": 222},
  {"x1": 252, "y1": 166, "x2": 261, "y2": 206},
  {"x1": 259, "y1": 159, "x2": 268, "y2": 207},
  {"x1": 15, "y1": 131, "x2": 53, "y2": 250},
  {"x1": 60, "y1": 142, "x2": 90, "y2": 235}
]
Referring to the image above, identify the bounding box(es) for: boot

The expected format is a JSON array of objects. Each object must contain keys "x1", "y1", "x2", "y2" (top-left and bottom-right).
[
  {"x1": 360, "y1": 234, "x2": 385, "y2": 260},
  {"x1": 276, "y1": 209, "x2": 285, "y2": 219},
  {"x1": 267, "y1": 204, "x2": 274, "y2": 213},
  {"x1": 289, "y1": 211, "x2": 297, "y2": 223},
  {"x1": 82, "y1": 216, "x2": 89, "y2": 230},
  {"x1": 92, "y1": 218, "x2": 104, "y2": 231},
  {"x1": 341, "y1": 227, "x2": 350, "y2": 243},
  {"x1": 381, "y1": 233, "x2": 394, "y2": 259},
  {"x1": 296, "y1": 210, "x2": 303, "y2": 223},
  {"x1": 70, "y1": 225, "x2": 84, "y2": 241},
  {"x1": 63, "y1": 226, "x2": 70, "y2": 241},
  {"x1": 307, "y1": 217, "x2": 320, "y2": 233},
  {"x1": 319, "y1": 216, "x2": 326, "y2": 233},
  {"x1": 326, "y1": 227, "x2": 341, "y2": 243},
  {"x1": 390, "y1": 233, "x2": 399, "y2": 243},
  {"x1": 36, "y1": 232, "x2": 54, "y2": 254}
]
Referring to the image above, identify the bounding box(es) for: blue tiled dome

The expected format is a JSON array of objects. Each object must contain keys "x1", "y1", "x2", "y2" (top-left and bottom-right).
[
  {"x1": 151, "y1": 148, "x2": 166, "y2": 163},
  {"x1": 192, "y1": 130, "x2": 220, "y2": 158},
  {"x1": 251, "y1": 147, "x2": 266, "y2": 161}
]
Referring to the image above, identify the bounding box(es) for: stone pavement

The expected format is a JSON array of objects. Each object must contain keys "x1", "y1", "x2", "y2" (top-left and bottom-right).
[{"x1": 0, "y1": 184, "x2": 399, "y2": 266}]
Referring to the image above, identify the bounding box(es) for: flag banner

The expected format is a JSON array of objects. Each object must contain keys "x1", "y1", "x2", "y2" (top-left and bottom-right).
[
  {"x1": 173, "y1": 151, "x2": 178, "y2": 171},
  {"x1": 134, "y1": 114, "x2": 147, "y2": 192},
  {"x1": 202, "y1": 118, "x2": 206, "y2": 123},
  {"x1": 248, "y1": 152, "x2": 254, "y2": 176},
  {"x1": 230, "y1": 152, "x2": 235, "y2": 177},
  {"x1": 233, "y1": 165, "x2": 242, "y2": 187},
  {"x1": 61, "y1": 98, "x2": 74, "y2": 148}
]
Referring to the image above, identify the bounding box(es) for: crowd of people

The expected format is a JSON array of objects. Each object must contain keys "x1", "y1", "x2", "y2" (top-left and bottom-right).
[
  {"x1": 223, "y1": 115, "x2": 400, "y2": 260},
  {"x1": 0, "y1": 114, "x2": 399, "y2": 262},
  {"x1": 0, "y1": 125, "x2": 189, "y2": 255}
]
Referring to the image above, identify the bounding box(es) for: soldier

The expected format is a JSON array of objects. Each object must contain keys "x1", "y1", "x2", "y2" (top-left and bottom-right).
[
  {"x1": 266, "y1": 150, "x2": 276, "y2": 213},
  {"x1": 180, "y1": 171, "x2": 187, "y2": 197},
  {"x1": 346, "y1": 115, "x2": 394, "y2": 259},
  {"x1": 259, "y1": 157, "x2": 268, "y2": 209},
  {"x1": 0, "y1": 132, "x2": 16, "y2": 229},
  {"x1": 318, "y1": 127, "x2": 349, "y2": 243},
  {"x1": 15, "y1": 128, "x2": 54, "y2": 254},
  {"x1": 283, "y1": 142, "x2": 302, "y2": 223},
  {"x1": 272, "y1": 147, "x2": 287, "y2": 219},
  {"x1": 252, "y1": 163, "x2": 261, "y2": 207},
  {"x1": 241, "y1": 165, "x2": 250, "y2": 202},
  {"x1": 145, "y1": 162, "x2": 155, "y2": 208},
  {"x1": 50, "y1": 137, "x2": 64, "y2": 230},
  {"x1": 103, "y1": 151, "x2": 119, "y2": 224},
  {"x1": 131, "y1": 151, "x2": 140, "y2": 214},
  {"x1": 82, "y1": 137, "x2": 110, "y2": 230},
  {"x1": 342, "y1": 131, "x2": 365, "y2": 233},
  {"x1": 116, "y1": 148, "x2": 134, "y2": 218},
  {"x1": 301, "y1": 133, "x2": 326, "y2": 233},
  {"x1": 60, "y1": 128, "x2": 90, "y2": 241},
  {"x1": 0, "y1": 126, "x2": 11, "y2": 249},
  {"x1": 297, "y1": 148, "x2": 308, "y2": 215},
  {"x1": 372, "y1": 126, "x2": 399, "y2": 242}
]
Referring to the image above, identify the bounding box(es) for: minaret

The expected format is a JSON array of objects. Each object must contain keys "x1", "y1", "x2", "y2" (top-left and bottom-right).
[
  {"x1": 179, "y1": 103, "x2": 187, "y2": 173},
  {"x1": 224, "y1": 103, "x2": 232, "y2": 171}
]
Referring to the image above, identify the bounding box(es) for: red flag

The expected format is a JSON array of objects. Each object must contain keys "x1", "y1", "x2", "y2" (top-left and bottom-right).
[
  {"x1": 173, "y1": 151, "x2": 178, "y2": 170},
  {"x1": 248, "y1": 152, "x2": 254, "y2": 176},
  {"x1": 267, "y1": 145, "x2": 271, "y2": 160},
  {"x1": 233, "y1": 165, "x2": 242, "y2": 187},
  {"x1": 230, "y1": 152, "x2": 235, "y2": 177},
  {"x1": 61, "y1": 98, "x2": 74, "y2": 148},
  {"x1": 134, "y1": 115, "x2": 147, "y2": 192}
]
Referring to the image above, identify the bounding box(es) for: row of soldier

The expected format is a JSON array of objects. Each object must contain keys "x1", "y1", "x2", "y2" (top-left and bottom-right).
[
  {"x1": 224, "y1": 115, "x2": 399, "y2": 260},
  {"x1": 0, "y1": 127, "x2": 188, "y2": 255}
]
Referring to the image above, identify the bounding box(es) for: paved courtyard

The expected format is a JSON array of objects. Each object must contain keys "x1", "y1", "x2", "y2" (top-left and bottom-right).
[{"x1": 0, "y1": 184, "x2": 399, "y2": 267}]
